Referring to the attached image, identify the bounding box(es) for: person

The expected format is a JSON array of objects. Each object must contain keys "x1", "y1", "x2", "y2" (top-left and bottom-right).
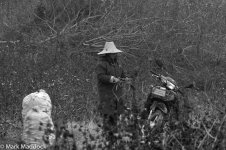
[{"x1": 95, "y1": 41, "x2": 130, "y2": 142}]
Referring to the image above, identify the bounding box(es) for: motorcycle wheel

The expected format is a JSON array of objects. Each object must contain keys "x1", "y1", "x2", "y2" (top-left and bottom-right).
[
  {"x1": 148, "y1": 110, "x2": 164, "y2": 129},
  {"x1": 140, "y1": 110, "x2": 164, "y2": 144}
]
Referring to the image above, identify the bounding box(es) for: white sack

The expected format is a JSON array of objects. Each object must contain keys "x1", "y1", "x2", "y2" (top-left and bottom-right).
[
  {"x1": 22, "y1": 106, "x2": 55, "y2": 147},
  {"x1": 22, "y1": 89, "x2": 52, "y2": 120}
]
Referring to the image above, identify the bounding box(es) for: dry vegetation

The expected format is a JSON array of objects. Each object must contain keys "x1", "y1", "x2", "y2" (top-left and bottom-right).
[{"x1": 0, "y1": 0, "x2": 226, "y2": 149}]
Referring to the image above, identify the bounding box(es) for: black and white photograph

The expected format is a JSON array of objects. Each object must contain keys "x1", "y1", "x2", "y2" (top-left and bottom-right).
[{"x1": 0, "y1": 0, "x2": 226, "y2": 149}]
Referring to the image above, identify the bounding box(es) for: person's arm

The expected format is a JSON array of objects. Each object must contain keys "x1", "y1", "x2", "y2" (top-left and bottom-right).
[
  {"x1": 120, "y1": 66, "x2": 132, "y2": 83},
  {"x1": 95, "y1": 63, "x2": 119, "y2": 83}
]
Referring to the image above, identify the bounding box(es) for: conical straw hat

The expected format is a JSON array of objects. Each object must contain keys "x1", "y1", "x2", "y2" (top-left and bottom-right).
[{"x1": 98, "y1": 42, "x2": 122, "y2": 55}]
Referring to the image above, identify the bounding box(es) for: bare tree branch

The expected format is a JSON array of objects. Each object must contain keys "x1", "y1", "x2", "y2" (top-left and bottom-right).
[{"x1": 212, "y1": 114, "x2": 226, "y2": 149}]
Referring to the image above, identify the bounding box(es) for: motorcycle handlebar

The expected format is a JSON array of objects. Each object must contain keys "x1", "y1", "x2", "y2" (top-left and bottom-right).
[
  {"x1": 150, "y1": 70, "x2": 167, "y2": 82},
  {"x1": 150, "y1": 70, "x2": 197, "y2": 95},
  {"x1": 150, "y1": 70, "x2": 159, "y2": 77}
]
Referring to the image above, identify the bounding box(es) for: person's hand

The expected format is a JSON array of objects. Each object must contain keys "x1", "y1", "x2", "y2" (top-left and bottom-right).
[
  {"x1": 113, "y1": 77, "x2": 120, "y2": 83},
  {"x1": 111, "y1": 76, "x2": 120, "y2": 83}
]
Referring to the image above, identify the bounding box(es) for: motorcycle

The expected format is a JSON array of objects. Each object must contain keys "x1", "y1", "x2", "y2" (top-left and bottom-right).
[{"x1": 140, "y1": 71, "x2": 185, "y2": 144}]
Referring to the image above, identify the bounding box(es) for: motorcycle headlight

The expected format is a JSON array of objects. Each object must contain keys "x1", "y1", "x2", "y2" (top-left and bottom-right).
[{"x1": 167, "y1": 81, "x2": 175, "y2": 90}]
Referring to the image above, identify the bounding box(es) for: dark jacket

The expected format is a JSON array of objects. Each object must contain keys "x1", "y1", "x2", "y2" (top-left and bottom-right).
[{"x1": 95, "y1": 56, "x2": 126, "y2": 115}]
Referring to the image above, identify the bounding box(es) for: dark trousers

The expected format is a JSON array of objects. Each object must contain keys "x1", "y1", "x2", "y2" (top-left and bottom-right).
[{"x1": 101, "y1": 113, "x2": 119, "y2": 143}]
